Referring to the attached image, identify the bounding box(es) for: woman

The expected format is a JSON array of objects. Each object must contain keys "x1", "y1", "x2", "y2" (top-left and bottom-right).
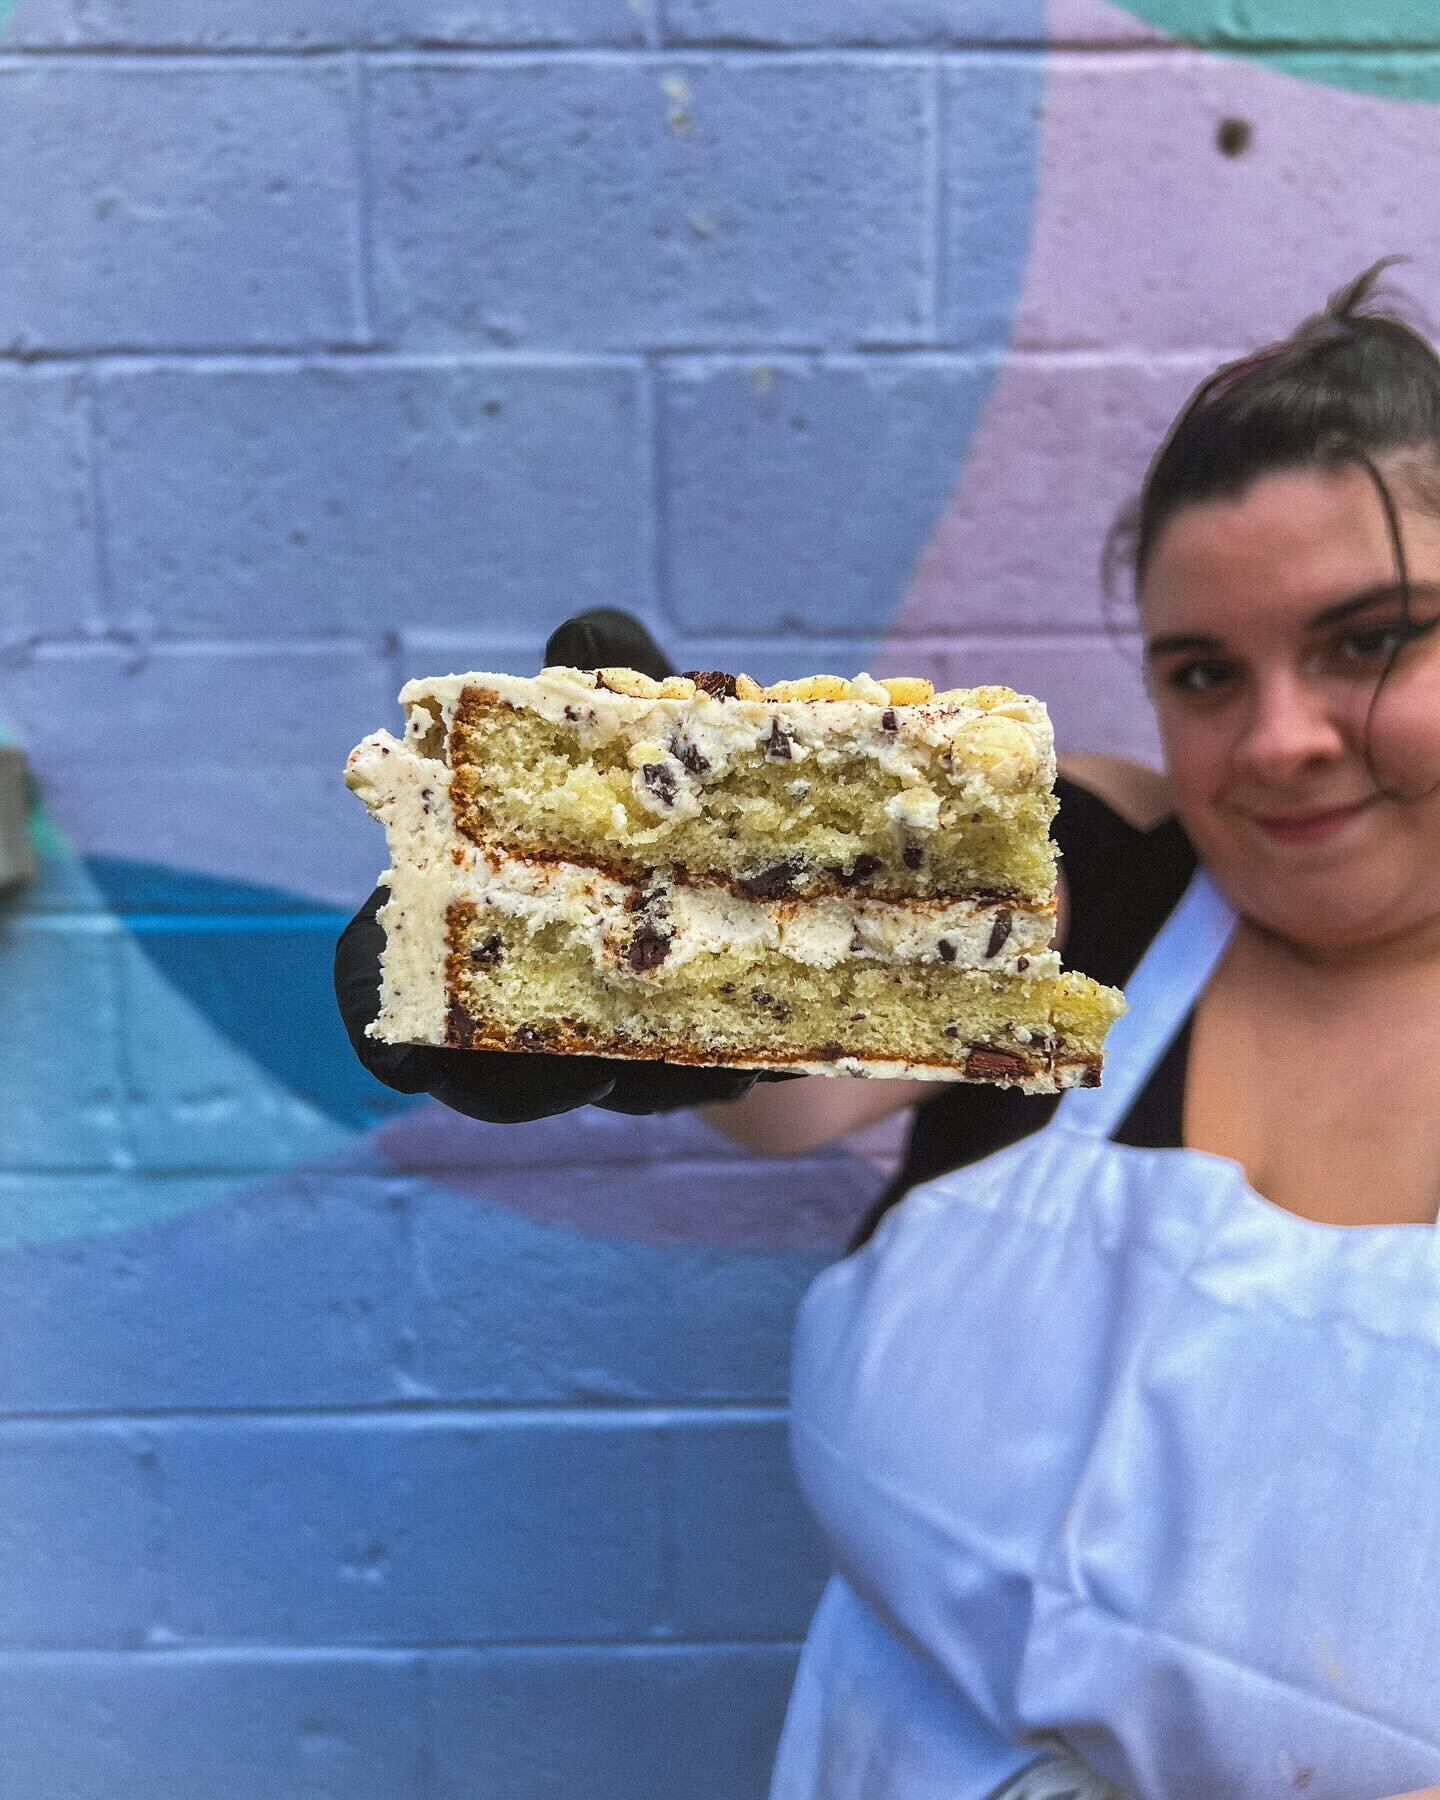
[{"x1": 336, "y1": 265, "x2": 1440, "y2": 1797}]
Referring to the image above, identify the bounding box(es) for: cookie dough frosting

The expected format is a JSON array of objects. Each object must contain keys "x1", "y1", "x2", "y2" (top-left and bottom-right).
[{"x1": 346, "y1": 665, "x2": 1124, "y2": 1088}]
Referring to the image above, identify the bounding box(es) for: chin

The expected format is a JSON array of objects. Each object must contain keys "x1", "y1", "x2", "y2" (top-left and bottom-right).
[{"x1": 1211, "y1": 856, "x2": 1412, "y2": 951}]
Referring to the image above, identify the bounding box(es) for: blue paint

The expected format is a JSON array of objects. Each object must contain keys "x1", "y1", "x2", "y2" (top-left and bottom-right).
[{"x1": 89, "y1": 858, "x2": 416, "y2": 1131}]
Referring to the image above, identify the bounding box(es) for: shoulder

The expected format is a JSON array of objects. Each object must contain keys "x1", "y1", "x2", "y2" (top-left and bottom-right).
[
  {"x1": 1056, "y1": 754, "x2": 1172, "y2": 832},
  {"x1": 1051, "y1": 757, "x2": 1195, "y2": 984}
]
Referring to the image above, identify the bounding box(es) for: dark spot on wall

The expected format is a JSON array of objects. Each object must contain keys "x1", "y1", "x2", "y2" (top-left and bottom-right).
[{"x1": 1217, "y1": 117, "x2": 1253, "y2": 158}]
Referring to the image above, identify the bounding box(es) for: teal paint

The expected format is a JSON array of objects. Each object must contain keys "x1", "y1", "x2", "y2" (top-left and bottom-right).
[{"x1": 1117, "y1": 2, "x2": 1440, "y2": 102}]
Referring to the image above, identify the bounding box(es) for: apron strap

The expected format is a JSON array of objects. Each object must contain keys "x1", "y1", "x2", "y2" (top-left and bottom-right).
[{"x1": 1055, "y1": 866, "x2": 1236, "y2": 1141}]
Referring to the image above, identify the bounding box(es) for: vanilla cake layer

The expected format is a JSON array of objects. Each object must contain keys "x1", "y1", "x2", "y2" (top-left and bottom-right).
[
  {"x1": 401, "y1": 666, "x2": 1059, "y2": 904},
  {"x1": 443, "y1": 901, "x2": 1119, "y2": 1089},
  {"x1": 346, "y1": 674, "x2": 1126, "y2": 1089}
]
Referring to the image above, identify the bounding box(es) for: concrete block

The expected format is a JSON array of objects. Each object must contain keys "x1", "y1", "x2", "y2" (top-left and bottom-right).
[
  {"x1": 0, "y1": 645, "x2": 395, "y2": 909},
  {"x1": 0, "y1": 1174, "x2": 411, "y2": 1412},
  {"x1": 399, "y1": 1173, "x2": 836, "y2": 1405},
  {"x1": 153, "y1": 1414, "x2": 665, "y2": 1643},
  {"x1": 0, "y1": 1424, "x2": 154, "y2": 1648},
  {"x1": 1011, "y1": 50, "x2": 1440, "y2": 353},
  {"x1": 426, "y1": 1644, "x2": 798, "y2": 1800},
  {"x1": 0, "y1": 0, "x2": 82, "y2": 46},
  {"x1": 939, "y1": 56, "x2": 1046, "y2": 350},
  {"x1": 369, "y1": 59, "x2": 930, "y2": 350},
  {"x1": 0, "y1": 63, "x2": 360, "y2": 353},
  {"x1": 6, "y1": 0, "x2": 647, "y2": 45},
  {"x1": 0, "y1": 1649, "x2": 424, "y2": 1800},
  {"x1": 1054, "y1": 1, "x2": 1440, "y2": 48},
  {"x1": 0, "y1": 918, "x2": 126, "y2": 1172},
  {"x1": 117, "y1": 924, "x2": 370, "y2": 1173},
  {"x1": 96, "y1": 361, "x2": 648, "y2": 640},
  {"x1": 662, "y1": 1415, "x2": 829, "y2": 1638},
  {"x1": 0, "y1": 369, "x2": 99, "y2": 651},
  {"x1": 1046, "y1": 0, "x2": 1188, "y2": 41},
  {"x1": 665, "y1": 0, "x2": 1042, "y2": 45},
  {"x1": 896, "y1": 354, "x2": 1211, "y2": 638},
  {"x1": 661, "y1": 357, "x2": 996, "y2": 637}
]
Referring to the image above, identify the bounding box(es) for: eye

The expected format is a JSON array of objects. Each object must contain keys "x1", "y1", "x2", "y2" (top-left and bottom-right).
[
  {"x1": 1336, "y1": 623, "x2": 1410, "y2": 665},
  {"x1": 1163, "y1": 658, "x2": 1234, "y2": 696}
]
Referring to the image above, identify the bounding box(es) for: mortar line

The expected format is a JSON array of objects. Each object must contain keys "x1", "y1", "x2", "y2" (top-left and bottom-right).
[
  {"x1": 0, "y1": 1401, "x2": 793, "y2": 1426},
  {"x1": 0, "y1": 1634, "x2": 809, "y2": 1660},
  {"x1": 348, "y1": 52, "x2": 378, "y2": 350},
  {"x1": 3, "y1": 41, "x2": 1431, "y2": 62},
  {"x1": 641, "y1": 353, "x2": 671, "y2": 635},
  {"x1": 921, "y1": 53, "x2": 942, "y2": 347},
  {"x1": 79, "y1": 366, "x2": 119, "y2": 640},
  {"x1": 0, "y1": 344, "x2": 1238, "y2": 371}
]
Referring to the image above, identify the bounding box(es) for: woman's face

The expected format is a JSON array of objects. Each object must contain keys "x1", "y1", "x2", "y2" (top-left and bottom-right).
[{"x1": 1139, "y1": 462, "x2": 1440, "y2": 955}]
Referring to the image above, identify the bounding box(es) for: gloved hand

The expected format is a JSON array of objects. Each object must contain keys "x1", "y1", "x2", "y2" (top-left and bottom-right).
[{"x1": 333, "y1": 608, "x2": 792, "y2": 1123}]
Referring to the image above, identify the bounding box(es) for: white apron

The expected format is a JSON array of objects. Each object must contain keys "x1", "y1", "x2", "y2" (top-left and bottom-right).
[{"x1": 773, "y1": 871, "x2": 1440, "y2": 1800}]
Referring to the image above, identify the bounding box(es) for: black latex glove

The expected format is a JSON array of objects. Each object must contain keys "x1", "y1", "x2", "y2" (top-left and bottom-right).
[{"x1": 333, "y1": 608, "x2": 788, "y2": 1123}]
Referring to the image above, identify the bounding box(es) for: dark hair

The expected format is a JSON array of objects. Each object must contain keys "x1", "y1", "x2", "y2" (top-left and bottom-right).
[
  {"x1": 1108, "y1": 259, "x2": 1440, "y2": 789},
  {"x1": 1123, "y1": 258, "x2": 1440, "y2": 585}
]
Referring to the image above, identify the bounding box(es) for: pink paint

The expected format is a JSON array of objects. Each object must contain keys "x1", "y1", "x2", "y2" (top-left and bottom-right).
[{"x1": 888, "y1": 13, "x2": 1440, "y2": 759}]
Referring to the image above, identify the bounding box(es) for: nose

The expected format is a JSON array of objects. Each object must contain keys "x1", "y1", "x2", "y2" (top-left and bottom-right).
[{"x1": 1233, "y1": 668, "x2": 1346, "y2": 788}]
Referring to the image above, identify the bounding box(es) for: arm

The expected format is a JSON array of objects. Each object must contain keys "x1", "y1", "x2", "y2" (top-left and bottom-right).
[
  {"x1": 700, "y1": 753, "x2": 1171, "y2": 1157},
  {"x1": 698, "y1": 1070, "x2": 933, "y2": 1156}
]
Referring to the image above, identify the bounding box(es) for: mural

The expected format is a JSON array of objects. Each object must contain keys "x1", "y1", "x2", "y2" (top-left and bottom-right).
[{"x1": 3, "y1": 0, "x2": 1440, "y2": 1793}]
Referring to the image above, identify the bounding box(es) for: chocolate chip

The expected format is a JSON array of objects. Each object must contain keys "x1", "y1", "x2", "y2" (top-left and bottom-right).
[
  {"x1": 1016, "y1": 956, "x2": 1029, "y2": 973},
  {"x1": 751, "y1": 988, "x2": 774, "y2": 1007},
  {"x1": 671, "y1": 735, "x2": 710, "y2": 776},
  {"x1": 849, "y1": 926, "x2": 865, "y2": 953},
  {"x1": 627, "y1": 922, "x2": 673, "y2": 973},
  {"x1": 737, "y1": 860, "x2": 803, "y2": 900},
  {"x1": 640, "y1": 762, "x2": 678, "y2": 807},
  {"x1": 937, "y1": 938, "x2": 957, "y2": 963},
  {"x1": 881, "y1": 708, "x2": 898, "y2": 732},
  {"x1": 832, "y1": 853, "x2": 882, "y2": 887},
  {"x1": 942, "y1": 1024, "x2": 960, "y2": 1038},
  {"x1": 514, "y1": 1025, "x2": 545, "y2": 1050},
  {"x1": 985, "y1": 909, "x2": 1013, "y2": 960},
  {"x1": 902, "y1": 844, "x2": 924, "y2": 869},
  {"x1": 718, "y1": 983, "x2": 737, "y2": 994},
  {"x1": 683, "y1": 670, "x2": 740, "y2": 700},
  {"x1": 965, "y1": 1046, "x2": 1030, "y2": 1081},
  {"x1": 766, "y1": 719, "x2": 793, "y2": 760},
  {"x1": 446, "y1": 999, "x2": 479, "y2": 1047},
  {"x1": 469, "y1": 933, "x2": 505, "y2": 968},
  {"x1": 563, "y1": 705, "x2": 579, "y2": 722},
  {"x1": 816, "y1": 1043, "x2": 845, "y2": 1060},
  {"x1": 850, "y1": 1012, "x2": 866, "y2": 1021}
]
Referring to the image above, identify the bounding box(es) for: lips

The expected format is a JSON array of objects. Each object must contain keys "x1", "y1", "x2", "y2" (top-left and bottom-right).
[{"x1": 1249, "y1": 799, "x2": 1373, "y2": 846}]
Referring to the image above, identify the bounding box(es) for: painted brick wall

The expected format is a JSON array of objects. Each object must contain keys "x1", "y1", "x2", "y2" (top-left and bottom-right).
[{"x1": 2, "y1": 3, "x2": 1439, "y2": 1796}]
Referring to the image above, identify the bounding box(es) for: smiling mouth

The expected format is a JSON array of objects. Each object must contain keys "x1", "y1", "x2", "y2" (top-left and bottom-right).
[{"x1": 1249, "y1": 800, "x2": 1373, "y2": 844}]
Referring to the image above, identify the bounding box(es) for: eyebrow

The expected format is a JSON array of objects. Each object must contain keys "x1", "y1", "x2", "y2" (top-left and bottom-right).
[{"x1": 1144, "y1": 581, "x2": 1440, "y2": 660}]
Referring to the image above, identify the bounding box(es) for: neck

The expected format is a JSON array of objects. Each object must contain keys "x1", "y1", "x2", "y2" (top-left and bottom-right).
[{"x1": 1248, "y1": 904, "x2": 1440, "y2": 982}]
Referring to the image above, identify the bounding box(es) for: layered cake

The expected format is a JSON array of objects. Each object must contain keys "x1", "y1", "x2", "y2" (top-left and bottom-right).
[{"x1": 345, "y1": 665, "x2": 1124, "y2": 1089}]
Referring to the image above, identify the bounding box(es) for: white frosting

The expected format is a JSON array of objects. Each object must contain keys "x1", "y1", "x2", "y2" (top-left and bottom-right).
[
  {"x1": 396, "y1": 666, "x2": 1056, "y2": 818},
  {"x1": 345, "y1": 726, "x2": 1059, "y2": 1049}
]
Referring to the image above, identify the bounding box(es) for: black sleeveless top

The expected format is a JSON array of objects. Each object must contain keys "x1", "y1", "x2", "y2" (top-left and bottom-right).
[{"x1": 850, "y1": 777, "x2": 1199, "y2": 1250}]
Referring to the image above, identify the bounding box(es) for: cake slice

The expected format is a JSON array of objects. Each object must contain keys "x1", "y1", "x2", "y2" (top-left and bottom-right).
[{"x1": 345, "y1": 665, "x2": 1124, "y2": 1090}]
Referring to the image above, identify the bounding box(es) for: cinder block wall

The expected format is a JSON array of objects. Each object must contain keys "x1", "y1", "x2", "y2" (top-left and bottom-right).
[{"x1": 2, "y1": 3, "x2": 1437, "y2": 1796}]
